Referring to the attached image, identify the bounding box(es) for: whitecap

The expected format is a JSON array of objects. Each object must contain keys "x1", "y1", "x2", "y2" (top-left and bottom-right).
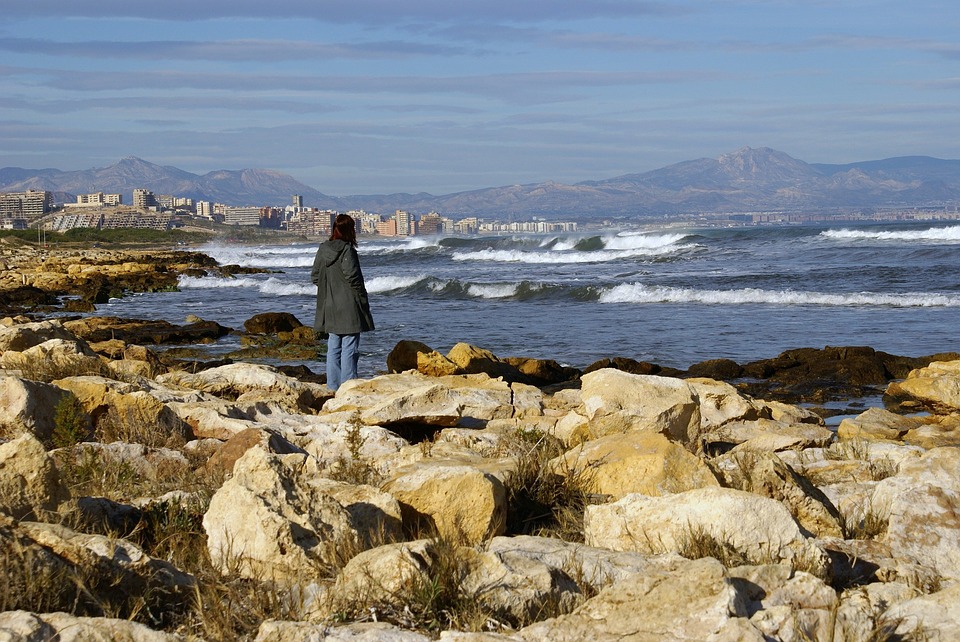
[
  {"x1": 821, "y1": 225, "x2": 960, "y2": 242},
  {"x1": 599, "y1": 283, "x2": 960, "y2": 307}
]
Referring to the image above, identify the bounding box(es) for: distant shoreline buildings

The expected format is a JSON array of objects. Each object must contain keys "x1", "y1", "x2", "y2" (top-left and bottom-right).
[{"x1": 2, "y1": 188, "x2": 959, "y2": 234}]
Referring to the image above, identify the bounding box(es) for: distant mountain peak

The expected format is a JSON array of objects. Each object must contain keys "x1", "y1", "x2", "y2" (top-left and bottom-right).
[{"x1": 2, "y1": 148, "x2": 959, "y2": 216}]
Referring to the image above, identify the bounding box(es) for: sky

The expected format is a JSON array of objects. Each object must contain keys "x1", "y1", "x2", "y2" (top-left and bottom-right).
[{"x1": 2, "y1": 1, "x2": 959, "y2": 196}]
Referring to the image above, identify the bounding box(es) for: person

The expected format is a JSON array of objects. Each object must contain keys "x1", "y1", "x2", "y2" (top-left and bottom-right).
[{"x1": 311, "y1": 214, "x2": 375, "y2": 391}]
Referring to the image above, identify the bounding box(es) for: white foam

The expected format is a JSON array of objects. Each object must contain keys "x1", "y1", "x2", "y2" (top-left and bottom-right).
[
  {"x1": 366, "y1": 274, "x2": 429, "y2": 293},
  {"x1": 467, "y1": 283, "x2": 520, "y2": 299},
  {"x1": 599, "y1": 283, "x2": 960, "y2": 307},
  {"x1": 178, "y1": 275, "x2": 315, "y2": 296},
  {"x1": 452, "y1": 245, "x2": 689, "y2": 264},
  {"x1": 822, "y1": 226, "x2": 960, "y2": 242},
  {"x1": 603, "y1": 231, "x2": 689, "y2": 250}
]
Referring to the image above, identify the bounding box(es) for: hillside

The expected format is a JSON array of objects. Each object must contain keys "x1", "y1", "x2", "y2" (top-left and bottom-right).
[{"x1": 3, "y1": 148, "x2": 960, "y2": 218}]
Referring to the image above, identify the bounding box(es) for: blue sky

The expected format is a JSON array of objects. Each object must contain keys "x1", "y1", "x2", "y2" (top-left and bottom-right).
[{"x1": 2, "y1": 1, "x2": 958, "y2": 196}]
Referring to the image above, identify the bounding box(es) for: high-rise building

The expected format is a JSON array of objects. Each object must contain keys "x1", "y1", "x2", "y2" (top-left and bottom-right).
[
  {"x1": 293, "y1": 194, "x2": 303, "y2": 208},
  {"x1": 133, "y1": 188, "x2": 157, "y2": 209},
  {"x1": 0, "y1": 190, "x2": 52, "y2": 219}
]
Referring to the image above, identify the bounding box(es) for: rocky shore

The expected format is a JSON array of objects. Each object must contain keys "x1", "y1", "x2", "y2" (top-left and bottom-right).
[{"x1": 2, "y1": 245, "x2": 960, "y2": 641}]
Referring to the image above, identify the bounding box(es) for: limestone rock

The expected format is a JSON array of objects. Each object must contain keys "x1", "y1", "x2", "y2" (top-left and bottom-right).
[
  {"x1": 333, "y1": 539, "x2": 436, "y2": 609},
  {"x1": 513, "y1": 557, "x2": 757, "y2": 642},
  {"x1": 383, "y1": 461, "x2": 507, "y2": 544},
  {"x1": 460, "y1": 546, "x2": 582, "y2": 623},
  {"x1": 887, "y1": 582, "x2": 960, "y2": 640},
  {"x1": 0, "y1": 319, "x2": 79, "y2": 353},
  {"x1": 255, "y1": 621, "x2": 432, "y2": 642},
  {"x1": 711, "y1": 450, "x2": 843, "y2": 538},
  {"x1": 0, "y1": 338, "x2": 105, "y2": 377},
  {"x1": 550, "y1": 431, "x2": 719, "y2": 500},
  {"x1": 837, "y1": 407, "x2": 924, "y2": 442},
  {"x1": 484, "y1": 535, "x2": 689, "y2": 594},
  {"x1": 0, "y1": 611, "x2": 185, "y2": 641},
  {"x1": 388, "y1": 340, "x2": 441, "y2": 372},
  {"x1": 0, "y1": 433, "x2": 68, "y2": 519},
  {"x1": 872, "y1": 446, "x2": 960, "y2": 580},
  {"x1": 577, "y1": 368, "x2": 702, "y2": 447},
  {"x1": 834, "y1": 582, "x2": 921, "y2": 642},
  {"x1": 205, "y1": 426, "x2": 307, "y2": 477},
  {"x1": 157, "y1": 362, "x2": 327, "y2": 414},
  {"x1": 325, "y1": 371, "x2": 535, "y2": 429},
  {"x1": 203, "y1": 446, "x2": 366, "y2": 580},
  {"x1": 705, "y1": 417, "x2": 833, "y2": 453},
  {"x1": 53, "y1": 375, "x2": 192, "y2": 446},
  {"x1": 885, "y1": 358, "x2": 960, "y2": 411},
  {"x1": 0, "y1": 375, "x2": 76, "y2": 443},
  {"x1": 685, "y1": 378, "x2": 760, "y2": 430},
  {"x1": 584, "y1": 487, "x2": 831, "y2": 579}
]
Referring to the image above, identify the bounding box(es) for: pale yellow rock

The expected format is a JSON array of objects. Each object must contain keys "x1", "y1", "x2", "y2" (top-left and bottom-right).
[
  {"x1": 711, "y1": 450, "x2": 843, "y2": 538},
  {"x1": 886, "y1": 359, "x2": 960, "y2": 411},
  {"x1": 0, "y1": 433, "x2": 68, "y2": 519},
  {"x1": 837, "y1": 407, "x2": 923, "y2": 442},
  {"x1": 202, "y1": 446, "x2": 363, "y2": 580},
  {"x1": 578, "y1": 368, "x2": 702, "y2": 447},
  {"x1": 551, "y1": 431, "x2": 719, "y2": 500},
  {"x1": 872, "y1": 446, "x2": 960, "y2": 580},
  {"x1": 584, "y1": 487, "x2": 831, "y2": 579},
  {"x1": 383, "y1": 461, "x2": 507, "y2": 544},
  {"x1": 0, "y1": 375, "x2": 76, "y2": 442},
  {"x1": 513, "y1": 557, "x2": 758, "y2": 642}
]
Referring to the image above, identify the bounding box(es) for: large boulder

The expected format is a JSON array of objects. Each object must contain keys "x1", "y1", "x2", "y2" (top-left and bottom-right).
[
  {"x1": 871, "y1": 446, "x2": 960, "y2": 580},
  {"x1": 710, "y1": 450, "x2": 843, "y2": 538},
  {"x1": 325, "y1": 371, "x2": 540, "y2": 429},
  {"x1": 550, "y1": 431, "x2": 719, "y2": 500},
  {"x1": 0, "y1": 433, "x2": 69, "y2": 519},
  {"x1": 243, "y1": 312, "x2": 304, "y2": 334},
  {"x1": 382, "y1": 461, "x2": 507, "y2": 544},
  {"x1": 837, "y1": 407, "x2": 924, "y2": 442},
  {"x1": 203, "y1": 446, "x2": 398, "y2": 580},
  {"x1": 157, "y1": 362, "x2": 327, "y2": 414},
  {"x1": 53, "y1": 375, "x2": 192, "y2": 447},
  {"x1": 0, "y1": 375, "x2": 76, "y2": 443},
  {"x1": 512, "y1": 557, "x2": 759, "y2": 642},
  {"x1": 885, "y1": 359, "x2": 960, "y2": 412},
  {"x1": 577, "y1": 368, "x2": 702, "y2": 448},
  {"x1": 584, "y1": 487, "x2": 830, "y2": 579},
  {"x1": 0, "y1": 319, "x2": 80, "y2": 353}
]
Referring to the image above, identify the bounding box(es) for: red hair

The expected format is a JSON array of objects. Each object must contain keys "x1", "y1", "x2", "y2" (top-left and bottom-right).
[{"x1": 330, "y1": 214, "x2": 358, "y2": 247}]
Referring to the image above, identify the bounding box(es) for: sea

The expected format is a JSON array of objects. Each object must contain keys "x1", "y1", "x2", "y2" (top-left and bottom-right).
[{"x1": 96, "y1": 221, "x2": 960, "y2": 380}]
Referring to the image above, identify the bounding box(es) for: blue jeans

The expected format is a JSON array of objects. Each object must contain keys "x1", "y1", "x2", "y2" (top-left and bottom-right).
[{"x1": 326, "y1": 333, "x2": 360, "y2": 391}]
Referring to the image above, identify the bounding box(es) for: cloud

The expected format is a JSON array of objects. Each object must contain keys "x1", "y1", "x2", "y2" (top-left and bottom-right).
[
  {"x1": 0, "y1": 37, "x2": 466, "y2": 61},
  {"x1": 3, "y1": 65, "x2": 715, "y2": 105},
  {"x1": 5, "y1": 0, "x2": 681, "y2": 24}
]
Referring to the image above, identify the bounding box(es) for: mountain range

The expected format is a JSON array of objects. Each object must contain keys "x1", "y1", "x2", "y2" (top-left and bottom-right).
[{"x1": 3, "y1": 147, "x2": 960, "y2": 219}]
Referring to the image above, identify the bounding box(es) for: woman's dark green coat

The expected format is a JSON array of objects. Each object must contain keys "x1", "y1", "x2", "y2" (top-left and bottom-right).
[{"x1": 311, "y1": 238, "x2": 375, "y2": 335}]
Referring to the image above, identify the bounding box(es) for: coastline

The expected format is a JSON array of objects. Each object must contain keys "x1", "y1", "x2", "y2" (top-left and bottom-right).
[{"x1": 3, "y1": 243, "x2": 960, "y2": 638}]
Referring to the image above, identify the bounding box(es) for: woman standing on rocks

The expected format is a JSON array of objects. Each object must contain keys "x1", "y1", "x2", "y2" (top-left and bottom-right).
[{"x1": 311, "y1": 214, "x2": 375, "y2": 391}]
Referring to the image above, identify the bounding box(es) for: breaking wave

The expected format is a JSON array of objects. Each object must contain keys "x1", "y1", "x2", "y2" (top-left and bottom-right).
[
  {"x1": 822, "y1": 225, "x2": 960, "y2": 243},
  {"x1": 599, "y1": 283, "x2": 960, "y2": 307}
]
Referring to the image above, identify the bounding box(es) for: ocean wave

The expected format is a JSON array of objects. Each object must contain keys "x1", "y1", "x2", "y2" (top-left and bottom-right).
[
  {"x1": 821, "y1": 225, "x2": 960, "y2": 242},
  {"x1": 178, "y1": 275, "x2": 315, "y2": 296},
  {"x1": 466, "y1": 283, "x2": 520, "y2": 299},
  {"x1": 365, "y1": 274, "x2": 431, "y2": 293},
  {"x1": 599, "y1": 283, "x2": 960, "y2": 307},
  {"x1": 364, "y1": 237, "x2": 441, "y2": 254},
  {"x1": 452, "y1": 244, "x2": 692, "y2": 264}
]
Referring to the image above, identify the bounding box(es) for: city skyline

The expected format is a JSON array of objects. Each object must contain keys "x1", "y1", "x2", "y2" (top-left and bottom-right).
[{"x1": 3, "y1": 1, "x2": 959, "y2": 196}]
